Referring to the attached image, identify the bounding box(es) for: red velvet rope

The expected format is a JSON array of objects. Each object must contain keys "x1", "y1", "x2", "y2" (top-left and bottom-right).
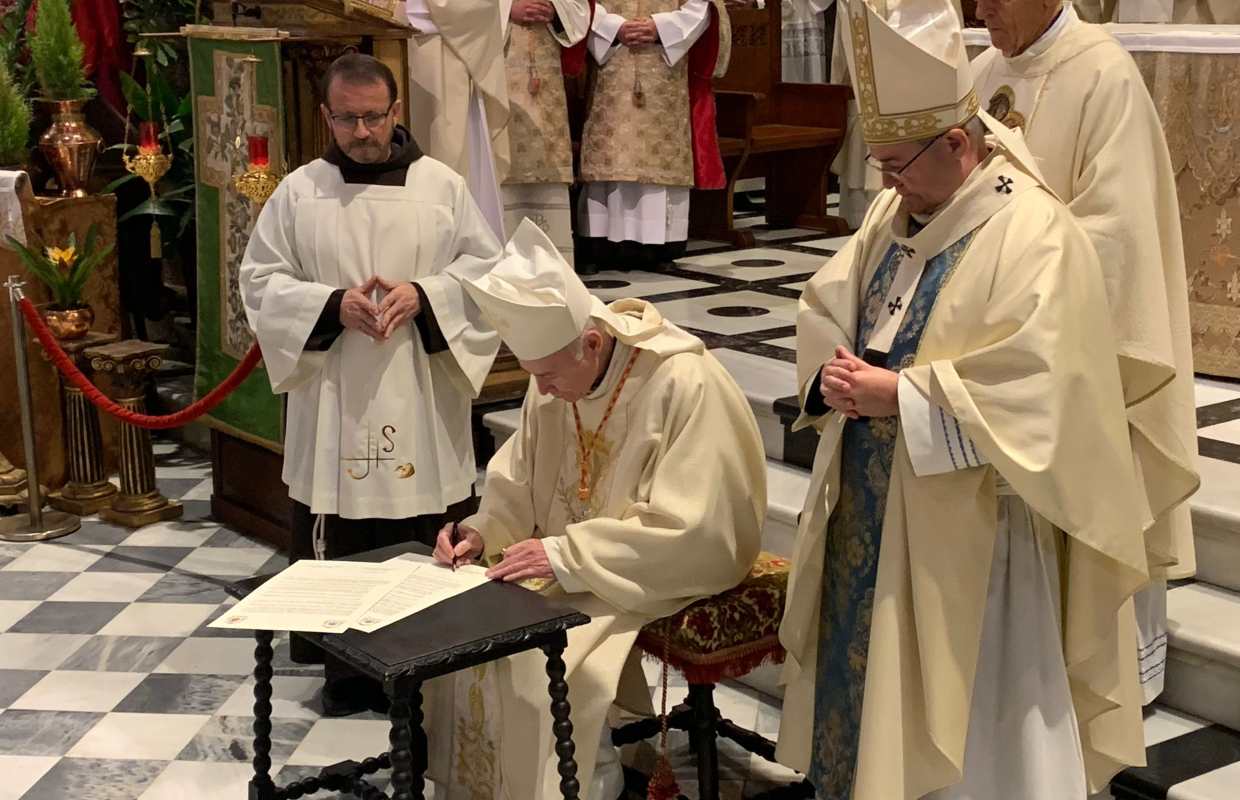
[{"x1": 18, "y1": 296, "x2": 263, "y2": 430}]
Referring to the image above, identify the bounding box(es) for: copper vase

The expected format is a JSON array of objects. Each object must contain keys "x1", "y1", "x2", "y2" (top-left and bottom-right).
[
  {"x1": 43, "y1": 305, "x2": 95, "y2": 340},
  {"x1": 38, "y1": 100, "x2": 100, "y2": 198}
]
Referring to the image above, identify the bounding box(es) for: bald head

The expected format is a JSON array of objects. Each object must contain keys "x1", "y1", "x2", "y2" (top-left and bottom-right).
[{"x1": 976, "y1": 0, "x2": 1063, "y2": 57}]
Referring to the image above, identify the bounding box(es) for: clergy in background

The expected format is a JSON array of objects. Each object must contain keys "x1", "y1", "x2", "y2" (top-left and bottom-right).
[
  {"x1": 577, "y1": 0, "x2": 730, "y2": 271},
  {"x1": 783, "y1": 0, "x2": 834, "y2": 84},
  {"x1": 502, "y1": 0, "x2": 591, "y2": 267},
  {"x1": 425, "y1": 220, "x2": 765, "y2": 799},
  {"x1": 406, "y1": 0, "x2": 511, "y2": 239},
  {"x1": 776, "y1": 2, "x2": 1151, "y2": 798},
  {"x1": 239, "y1": 54, "x2": 502, "y2": 716},
  {"x1": 973, "y1": 0, "x2": 1199, "y2": 706}
]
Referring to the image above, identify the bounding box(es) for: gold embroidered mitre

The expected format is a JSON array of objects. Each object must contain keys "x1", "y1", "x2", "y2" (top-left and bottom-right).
[{"x1": 840, "y1": 0, "x2": 978, "y2": 145}]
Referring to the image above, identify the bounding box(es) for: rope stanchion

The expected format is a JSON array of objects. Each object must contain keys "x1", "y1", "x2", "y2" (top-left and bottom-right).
[{"x1": 18, "y1": 296, "x2": 263, "y2": 430}]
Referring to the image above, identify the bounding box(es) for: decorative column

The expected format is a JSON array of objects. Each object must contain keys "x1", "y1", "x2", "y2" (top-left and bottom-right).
[
  {"x1": 47, "y1": 331, "x2": 119, "y2": 515},
  {"x1": 0, "y1": 449, "x2": 31, "y2": 508},
  {"x1": 85, "y1": 340, "x2": 182, "y2": 528}
]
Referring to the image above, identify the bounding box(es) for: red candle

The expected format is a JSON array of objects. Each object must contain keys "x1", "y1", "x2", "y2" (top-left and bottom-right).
[
  {"x1": 138, "y1": 121, "x2": 161, "y2": 154},
  {"x1": 247, "y1": 135, "x2": 270, "y2": 168}
]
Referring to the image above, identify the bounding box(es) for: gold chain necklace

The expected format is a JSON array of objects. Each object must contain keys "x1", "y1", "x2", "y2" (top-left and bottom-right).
[{"x1": 571, "y1": 348, "x2": 641, "y2": 502}]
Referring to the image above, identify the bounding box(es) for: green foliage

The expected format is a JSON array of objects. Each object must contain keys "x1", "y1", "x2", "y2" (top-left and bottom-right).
[
  {"x1": 5, "y1": 224, "x2": 115, "y2": 308},
  {"x1": 0, "y1": 0, "x2": 38, "y2": 94},
  {"x1": 0, "y1": 58, "x2": 31, "y2": 164},
  {"x1": 29, "y1": 0, "x2": 94, "y2": 100}
]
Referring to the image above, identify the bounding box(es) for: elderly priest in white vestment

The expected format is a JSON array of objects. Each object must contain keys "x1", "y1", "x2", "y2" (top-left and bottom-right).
[
  {"x1": 420, "y1": 220, "x2": 765, "y2": 799},
  {"x1": 239, "y1": 53, "x2": 502, "y2": 716},
  {"x1": 972, "y1": 0, "x2": 1199, "y2": 707},
  {"x1": 775, "y1": 2, "x2": 1153, "y2": 799}
]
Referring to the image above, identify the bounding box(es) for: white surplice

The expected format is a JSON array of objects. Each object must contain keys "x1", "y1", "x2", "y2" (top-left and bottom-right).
[
  {"x1": 578, "y1": 1, "x2": 710, "y2": 245},
  {"x1": 239, "y1": 156, "x2": 501, "y2": 519}
]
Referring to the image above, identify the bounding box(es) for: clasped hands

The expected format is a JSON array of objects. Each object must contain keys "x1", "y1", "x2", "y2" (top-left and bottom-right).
[
  {"x1": 819, "y1": 345, "x2": 900, "y2": 419},
  {"x1": 433, "y1": 523, "x2": 554, "y2": 582},
  {"x1": 619, "y1": 18, "x2": 659, "y2": 47},
  {"x1": 339, "y1": 275, "x2": 421, "y2": 342},
  {"x1": 511, "y1": 0, "x2": 555, "y2": 25}
]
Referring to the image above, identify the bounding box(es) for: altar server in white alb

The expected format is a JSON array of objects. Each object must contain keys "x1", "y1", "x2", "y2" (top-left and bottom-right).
[
  {"x1": 239, "y1": 54, "x2": 501, "y2": 710},
  {"x1": 422, "y1": 220, "x2": 765, "y2": 799},
  {"x1": 776, "y1": 2, "x2": 1152, "y2": 798},
  {"x1": 973, "y1": 0, "x2": 1199, "y2": 704}
]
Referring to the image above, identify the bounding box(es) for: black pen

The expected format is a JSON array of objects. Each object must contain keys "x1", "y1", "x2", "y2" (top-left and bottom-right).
[{"x1": 450, "y1": 521, "x2": 459, "y2": 572}]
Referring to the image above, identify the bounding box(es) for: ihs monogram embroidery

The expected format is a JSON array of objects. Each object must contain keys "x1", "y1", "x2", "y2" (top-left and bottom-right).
[{"x1": 340, "y1": 424, "x2": 415, "y2": 480}]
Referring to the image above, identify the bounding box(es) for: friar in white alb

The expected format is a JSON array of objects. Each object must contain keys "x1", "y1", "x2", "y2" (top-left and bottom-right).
[{"x1": 239, "y1": 54, "x2": 501, "y2": 715}]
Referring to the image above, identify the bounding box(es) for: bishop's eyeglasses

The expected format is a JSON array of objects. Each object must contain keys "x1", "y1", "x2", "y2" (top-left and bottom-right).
[{"x1": 865, "y1": 131, "x2": 948, "y2": 177}]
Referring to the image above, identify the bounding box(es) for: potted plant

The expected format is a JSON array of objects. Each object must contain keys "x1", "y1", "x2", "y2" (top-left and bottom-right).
[
  {"x1": 0, "y1": 60, "x2": 32, "y2": 170},
  {"x1": 29, "y1": 0, "x2": 99, "y2": 197},
  {"x1": 5, "y1": 223, "x2": 114, "y2": 339}
]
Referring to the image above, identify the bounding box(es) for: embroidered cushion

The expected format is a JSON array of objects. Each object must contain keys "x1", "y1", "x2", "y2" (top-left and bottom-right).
[{"x1": 637, "y1": 552, "x2": 790, "y2": 684}]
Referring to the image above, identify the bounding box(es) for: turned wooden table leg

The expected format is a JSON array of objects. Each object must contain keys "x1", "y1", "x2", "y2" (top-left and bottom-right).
[
  {"x1": 249, "y1": 629, "x2": 277, "y2": 800},
  {"x1": 543, "y1": 633, "x2": 581, "y2": 800},
  {"x1": 388, "y1": 678, "x2": 427, "y2": 800}
]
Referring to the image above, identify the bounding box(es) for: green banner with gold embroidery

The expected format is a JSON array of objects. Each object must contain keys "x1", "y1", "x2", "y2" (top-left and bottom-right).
[{"x1": 189, "y1": 33, "x2": 285, "y2": 450}]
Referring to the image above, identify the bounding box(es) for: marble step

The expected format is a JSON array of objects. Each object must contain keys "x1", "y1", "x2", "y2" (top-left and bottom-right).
[
  {"x1": 1161, "y1": 582, "x2": 1240, "y2": 732},
  {"x1": 1190, "y1": 456, "x2": 1240, "y2": 594},
  {"x1": 1110, "y1": 706, "x2": 1240, "y2": 800}
]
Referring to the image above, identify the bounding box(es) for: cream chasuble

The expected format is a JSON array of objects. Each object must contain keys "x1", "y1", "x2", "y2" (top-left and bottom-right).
[
  {"x1": 239, "y1": 157, "x2": 501, "y2": 519},
  {"x1": 973, "y1": 3, "x2": 1197, "y2": 580},
  {"x1": 406, "y1": 0, "x2": 511, "y2": 239},
  {"x1": 502, "y1": 0, "x2": 590, "y2": 267},
  {"x1": 775, "y1": 143, "x2": 1152, "y2": 798},
  {"x1": 973, "y1": 6, "x2": 1199, "y2": 703},
  {"x1": 423, "y1": 298, "x2": 765, "y2": 800}
]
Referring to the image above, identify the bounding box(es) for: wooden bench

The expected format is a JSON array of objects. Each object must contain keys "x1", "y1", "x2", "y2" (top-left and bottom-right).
[{"x1": 691, "y1": 1, "x2": 852, "y2": 248}]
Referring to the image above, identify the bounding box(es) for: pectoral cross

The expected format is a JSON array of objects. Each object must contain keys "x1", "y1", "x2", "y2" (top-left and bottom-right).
[
  {"x1": 342, "y1": 424, "x2": 397, "y2": 480},
  {"x1": 887, "y1": 297, "x2": 903, "y2": 315},
  {"x1": 995, "y1": 176, "x2": 1014, "y2": 194}
]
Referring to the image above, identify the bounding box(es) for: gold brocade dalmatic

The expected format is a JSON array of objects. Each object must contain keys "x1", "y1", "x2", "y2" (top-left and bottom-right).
[
  {"x1": 776, "y1": 146, "x2": 1151, "y2": 798},
  {"x1": 579, "y1": 0, "x2": 726, "y2": 187},
  {"x1": 505, "y1": 14, "x2": 576, "y2": 184}
]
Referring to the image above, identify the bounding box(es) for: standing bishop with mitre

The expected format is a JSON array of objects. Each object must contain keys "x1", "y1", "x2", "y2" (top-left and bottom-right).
[
  {"x1": 775, "y1": 2, "x2": 1152, "y2": 798},
  {"x1": 972, "y1": 0, "x2": 1199, "y2": 706}
]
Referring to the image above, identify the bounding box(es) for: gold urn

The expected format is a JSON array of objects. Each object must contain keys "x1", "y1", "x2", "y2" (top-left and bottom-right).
[
  {"x1": 38, "y1": 99, "x2": 102, "y2": 198},
  {"x1": 43, "y1": 305, "x2": 95, "y2": 340}
]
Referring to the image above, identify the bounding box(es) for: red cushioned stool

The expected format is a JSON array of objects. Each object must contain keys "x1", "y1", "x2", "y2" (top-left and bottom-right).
[{"x1": 612, "y1": 553, "x2": 814, "y2": 800}]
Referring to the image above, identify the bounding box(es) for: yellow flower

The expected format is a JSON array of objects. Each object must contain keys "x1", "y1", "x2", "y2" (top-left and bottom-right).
[{"x1": 45, "y1": 245, "x2": 77, "y2": 269}]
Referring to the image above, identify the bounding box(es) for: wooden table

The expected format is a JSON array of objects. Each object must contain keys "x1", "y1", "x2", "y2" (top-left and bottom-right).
[{"x1": 229, "y1": 542, "x2": 591, "y2": 800}]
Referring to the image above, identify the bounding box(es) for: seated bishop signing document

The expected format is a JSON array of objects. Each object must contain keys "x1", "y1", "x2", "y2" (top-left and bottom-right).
[{"x1": 418, "y1": 220, "x2": 766, "y2": 800}]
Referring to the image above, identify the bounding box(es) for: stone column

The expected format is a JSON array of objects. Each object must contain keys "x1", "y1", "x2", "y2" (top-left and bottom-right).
[{"x1": 47, "y1": 331, "x2": 119, "y2": 515}]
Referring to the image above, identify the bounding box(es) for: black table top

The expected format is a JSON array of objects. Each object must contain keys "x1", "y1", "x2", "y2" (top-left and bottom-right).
[{"x1": 228, "y1": 542, "x2": 590, "y2": 683}]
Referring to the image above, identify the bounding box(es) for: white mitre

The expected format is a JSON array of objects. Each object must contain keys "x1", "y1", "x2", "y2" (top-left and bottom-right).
[
  {"x1": 838, "y1": 0, "x2": 977, "y2": 144},
  {"x1": 463, "y1": 219, "x2": 593, "y2": 361},
  {"x1": 839, "y1": 0, "x2": 1047, "y2": 182}
]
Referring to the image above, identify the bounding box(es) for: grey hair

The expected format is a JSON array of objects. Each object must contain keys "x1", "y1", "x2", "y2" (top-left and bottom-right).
[{"x1": 568, "y1": 323, "x2": 602, "y2": 361}]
